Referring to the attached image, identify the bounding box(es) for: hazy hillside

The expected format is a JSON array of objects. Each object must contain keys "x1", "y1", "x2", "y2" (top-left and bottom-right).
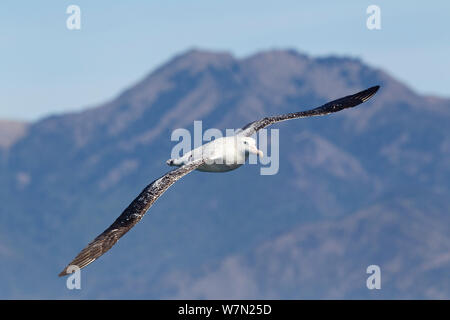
[
  {"x1": 0, "y1": 49, "x2": 448, "y2": 299},
  {"x1": 168, "y1": 200, "x2": 450, "y2": 299}
]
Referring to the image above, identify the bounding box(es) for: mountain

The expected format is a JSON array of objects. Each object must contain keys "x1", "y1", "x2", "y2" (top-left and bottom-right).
[
  {"x1": 168, "y1": 200, "x2": 450, "y2": 299},
  {"x1": 0, "y1": 49, "x2": 448, "y2": 299}
]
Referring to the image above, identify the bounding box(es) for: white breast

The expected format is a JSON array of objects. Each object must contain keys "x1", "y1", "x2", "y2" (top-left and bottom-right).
[{"x1": 183, "y1": 137, "x2": 247, "y2": 172}]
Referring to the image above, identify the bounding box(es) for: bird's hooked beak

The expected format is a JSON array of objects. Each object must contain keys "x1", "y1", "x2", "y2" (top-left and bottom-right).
[{"x1": 249, "y1": 145, "x2": 264, "y2": 158}]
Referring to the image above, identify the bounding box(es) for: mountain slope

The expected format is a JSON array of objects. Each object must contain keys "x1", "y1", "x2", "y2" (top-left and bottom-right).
[
  {"x1": 0, "y1": 49, "x2": 448, "y2": 299},
  {"x1": 166, "y1": 200, "x2": 450, "y2": 299}
]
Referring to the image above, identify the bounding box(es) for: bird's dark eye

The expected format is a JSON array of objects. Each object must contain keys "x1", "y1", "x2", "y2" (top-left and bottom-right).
[{"x1": 244, "y1": 141, "x2": 248, "y2": 144}]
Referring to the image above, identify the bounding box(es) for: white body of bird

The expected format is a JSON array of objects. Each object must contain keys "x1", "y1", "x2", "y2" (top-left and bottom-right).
[{"x1": 166, "y1": 136, "x2": 263, "y2": 172}]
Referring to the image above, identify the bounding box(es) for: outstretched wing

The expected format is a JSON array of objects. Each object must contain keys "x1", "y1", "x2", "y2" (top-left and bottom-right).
[
  {"x1": 58, "y1": 159, "x2": 205, "y2": 277},
  {"x1": 239, "y1": 86, "x2": 380, "y2": 137}
]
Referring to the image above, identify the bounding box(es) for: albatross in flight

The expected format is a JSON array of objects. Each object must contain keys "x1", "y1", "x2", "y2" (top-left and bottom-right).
[{"x1": 59, "y1": 85, "x2": 380, "y2": 276}]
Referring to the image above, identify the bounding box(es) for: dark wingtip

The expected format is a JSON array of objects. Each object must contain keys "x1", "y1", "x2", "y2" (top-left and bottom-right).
[
  {"x1": 371, "y1": 85, "x2": 380, "y2": 93},
  {"x1": 365, "y1": 85, "x2": 380, "y2": 94},
  {"x1": 359, "y1": 85, "x2": 380, "y2": 103},
  {"x1": 58, "y1": 264, "x2": 80, "y2": 277},
  {"x1": 58, "y1": 268, "x2": 68, "y2": 277}
]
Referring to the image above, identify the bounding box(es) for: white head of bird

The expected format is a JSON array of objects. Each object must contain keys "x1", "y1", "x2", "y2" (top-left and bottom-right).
[{"x1": 238, "y1": 136, "x2": 264, "y2": 158}]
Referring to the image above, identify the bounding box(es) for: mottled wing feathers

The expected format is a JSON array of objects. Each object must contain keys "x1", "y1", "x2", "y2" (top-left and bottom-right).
[
  {"x1": 240, "y1": 86, "x2": 380, "y2": 136},
  {"x1": 58, "y1": 159, "x2": 204, "y2": 276}
]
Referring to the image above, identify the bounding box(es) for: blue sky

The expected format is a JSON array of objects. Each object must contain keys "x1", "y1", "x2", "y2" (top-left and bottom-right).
[{"x1": 1, "y1": 0, "x2": 449, "y2": 121}]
